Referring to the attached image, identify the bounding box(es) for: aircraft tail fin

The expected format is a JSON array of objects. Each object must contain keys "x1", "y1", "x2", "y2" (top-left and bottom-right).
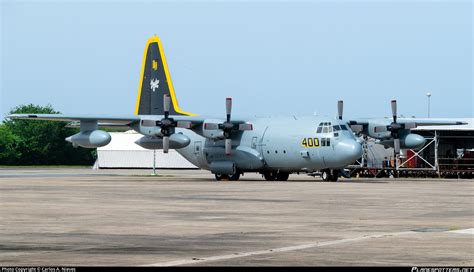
[{"x1": 135, "y1": 36, "x2": 195, "y2": 116}]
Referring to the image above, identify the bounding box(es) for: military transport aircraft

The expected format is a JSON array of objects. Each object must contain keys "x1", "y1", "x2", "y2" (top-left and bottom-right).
[{"x1": 8, "y1": 36, "x2": 465, "y2": 181}]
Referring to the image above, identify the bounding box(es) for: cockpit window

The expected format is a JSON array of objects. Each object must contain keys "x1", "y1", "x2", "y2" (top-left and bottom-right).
[
  {"x1": 333, "y1": 125, "x2": 341, "y2": 131},
  {"x1": 317, "y1": 122, "x2": 333, "y2": 134},
  {"x1": 340, "y1": 125, "x2": 348, "y2": 130}
]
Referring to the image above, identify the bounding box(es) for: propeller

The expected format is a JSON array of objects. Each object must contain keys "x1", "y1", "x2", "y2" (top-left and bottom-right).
[
  {"x1": 203, "y1": 97, "x2": 253, "y2": 156},
  {"x1": 156, "y1": 94, "x2": 174, "y2": 153},
  {"x1": 223, "y1": 98, "x2": 234, "y2": 155},
  {"x1": 390, "y1": 100, "x2": 401, "y2": 155},
  {"x1": 140, "y1": 94, "x2": 194, "y2": 153},
  {"x1": 373, "y1": 100, "x2": 417, "y2": 155}
]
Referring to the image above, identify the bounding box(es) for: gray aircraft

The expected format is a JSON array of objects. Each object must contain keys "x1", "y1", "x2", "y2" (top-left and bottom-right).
[{"x1": 8, "y1": 36, "x2": 465, "y2": 181}]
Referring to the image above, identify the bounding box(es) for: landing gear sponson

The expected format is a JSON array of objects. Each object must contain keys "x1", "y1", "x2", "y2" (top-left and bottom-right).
[
  {"x1": 262, "y1": 171, "x2": 290, "y2": 181},
  {"x1": 214, "y1": 171, "x2": 290, "y2": 181}
]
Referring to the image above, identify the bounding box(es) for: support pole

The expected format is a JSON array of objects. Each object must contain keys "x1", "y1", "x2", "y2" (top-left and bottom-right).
[
  {"x1": 362, "y1": 136, "x2": 368, "y2": 167},
  {"x1": 434, "y1": 130, "x2": 440, "y2": 178},
  {"x1": 152, "y1": 149, "x2": 157, "y2": 176},
  {"x1": 395, "y1": 152, "x2": 399, "y2": 178}
]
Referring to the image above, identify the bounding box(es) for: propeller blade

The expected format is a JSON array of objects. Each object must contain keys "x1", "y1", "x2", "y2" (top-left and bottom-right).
[
  {"x1": 177, "y1": 121, "x2": 193, "y2": 129},
  {"x1": 164, "y1": 94, "x2": 171, "y2": 117},
  {"x1": 204, "y1": 123, "x2": 219, "y2": 130},
  {"x1": 393, "y1": 138, "x2": 400, "y2": 155},
  {"x1": 374, "y1": 126, "x2": 388, "y2": 133},
  {"x1": 337, "y1": 100, "x2": 343, "y2": 120},
  {"x1": 391, "y1": 100, "x2": 397, "y2": 123},
  {"x1": 226, "y1": 97, "x2": 232, "y2": 122},
  {"x1": 163, "y1": 136, "x2": 170, "y2": 153},
  {"x1": 238, "y1": 123, "x2": 253, "y2": 131},
  {"x1": 225, "y1": 138, "x2": 232, "y2": 156}
]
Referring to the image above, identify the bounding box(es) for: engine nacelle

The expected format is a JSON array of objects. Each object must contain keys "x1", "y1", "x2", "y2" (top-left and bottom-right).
[
  {"x1": 134, "y1": 133, "x2": 191, "y2": 150},
  {"x1": 402, "y1": 133, "x2": 426, "y2": 149},
  {"x1": 202, "y1": 119, "x2": 225, "y2": 140},
  {"x1": 66, "y1": 130, "x2": 111, "y2": 148},
  {"x1": 379, "y1": 133, "x2": 426, "y2": 150}
]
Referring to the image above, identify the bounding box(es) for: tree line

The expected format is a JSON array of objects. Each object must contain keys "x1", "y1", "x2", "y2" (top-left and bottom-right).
[{"x1": 0, "y1": 104, "x2": 95, "y2": 165}]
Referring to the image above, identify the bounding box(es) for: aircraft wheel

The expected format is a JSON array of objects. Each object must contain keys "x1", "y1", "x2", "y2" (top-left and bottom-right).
[
  {"x1": 263, "y1": 171, "x2": 276, "y2": 181},
  {"x1": 276, "y1": 172, "x2": 289, "y2": 181},
  {"x1": 215, "y1": 174, "x2": 229, "y2": 181},
  {"x1": 321, "y1": 170, "x2": 330, "y2": 181}
]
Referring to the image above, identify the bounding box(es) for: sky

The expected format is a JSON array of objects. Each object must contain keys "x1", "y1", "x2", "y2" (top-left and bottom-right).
[{"x1": 1, "y1": 0, "x2": 472, "y2": 120}]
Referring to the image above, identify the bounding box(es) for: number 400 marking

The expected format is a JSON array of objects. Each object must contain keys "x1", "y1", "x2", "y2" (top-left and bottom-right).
[{"x1": 301, "y1": 138, "x2": 320, "y2": 148}]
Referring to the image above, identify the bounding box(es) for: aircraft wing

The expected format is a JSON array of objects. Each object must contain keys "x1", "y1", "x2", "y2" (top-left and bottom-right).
[
  {"x1": 7, "y1": 113, "x2": 250, "y2": 128},
  {"x1": 350, "y1": 118, "x2": 466, "y2": 127},
  {"x1": 7, "y1": 114, "x2": 141, "y2": 125}
]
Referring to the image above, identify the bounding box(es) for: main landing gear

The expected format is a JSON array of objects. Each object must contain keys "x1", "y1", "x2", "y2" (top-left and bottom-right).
[
  {"x1": 321, "y1": 169, "x2": 339, "y2": 182},
  {"x1": 214, "y1": 172, "x2": 241, "y2": 181},
  {"x1": 262, "y1": 171, "x2": 290, "y2": 181}
]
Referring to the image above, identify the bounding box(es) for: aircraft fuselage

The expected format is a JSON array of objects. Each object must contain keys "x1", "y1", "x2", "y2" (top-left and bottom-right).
[{"x1": 136, "y1": 115, "x2": 363, "y2": 174}]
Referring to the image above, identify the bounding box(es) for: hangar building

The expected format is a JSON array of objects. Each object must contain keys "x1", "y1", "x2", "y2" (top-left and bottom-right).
[
  {"x1": 353, "y1": 118, "x2": 473, "y2": 178},
  {"x1": 94, "y1": 130, "x2": 197, "y2": 169}
]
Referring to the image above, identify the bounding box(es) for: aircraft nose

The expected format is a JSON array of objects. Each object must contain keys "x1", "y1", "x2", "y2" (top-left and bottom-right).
[{"x1": 336, "y1": 139, "x2": 363, "y2": 165}]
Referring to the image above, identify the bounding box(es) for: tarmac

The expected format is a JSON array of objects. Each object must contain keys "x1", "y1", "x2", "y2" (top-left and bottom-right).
[{"x1": 0, "y1": 168, "x2": 473, "y2": 266}]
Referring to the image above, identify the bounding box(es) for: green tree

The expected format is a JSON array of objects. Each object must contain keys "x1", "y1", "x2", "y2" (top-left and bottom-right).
[
  {"x1": 0, "y1": 104, "x2": 95, "y2": 165},
  {"x1": 0, "y1": 125, "x2": 22, "y2": 164}
]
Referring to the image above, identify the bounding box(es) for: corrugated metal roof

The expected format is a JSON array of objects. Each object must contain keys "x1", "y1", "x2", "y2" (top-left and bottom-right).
[{"x1": 412, "y1": 118, "x2": 474, "y2": 131}]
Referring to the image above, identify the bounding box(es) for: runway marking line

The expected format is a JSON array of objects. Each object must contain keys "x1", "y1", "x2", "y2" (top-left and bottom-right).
[
  {"x1": 145, "y1": 228, "x2": 474, "y2": 266},
  {"x1": 144, "y1": 230, "x2": 416, "y2": 267},
  {"x1": 449, "y1": 228, "x2": 474, "y2": 235}
]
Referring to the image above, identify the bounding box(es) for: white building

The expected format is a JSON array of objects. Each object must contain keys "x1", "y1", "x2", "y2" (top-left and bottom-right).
[{"x1": 95, "y1": 130, "x2": 198, "y2": 169}]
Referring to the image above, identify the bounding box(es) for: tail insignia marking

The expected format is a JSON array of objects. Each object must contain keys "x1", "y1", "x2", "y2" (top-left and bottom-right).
[{"x1": 150, "y1": 78, "x2": 160, "y2": 92}]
